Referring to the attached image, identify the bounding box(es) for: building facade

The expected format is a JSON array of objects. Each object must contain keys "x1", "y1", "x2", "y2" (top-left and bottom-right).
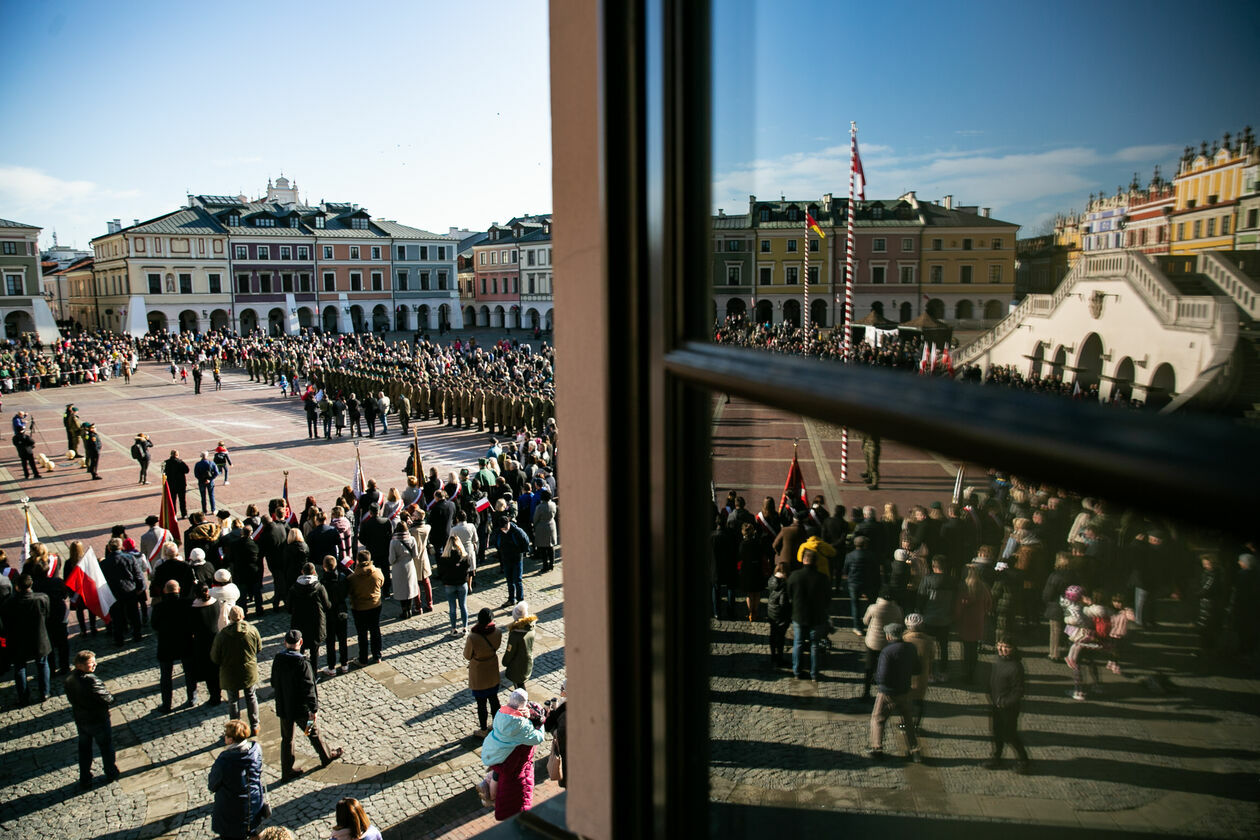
[
  {"x1": 0, "y1": 218, "x2": 59, "y2": 340},
  {"x1": 1124, "y1": 170, "x2": 1175, "y2": 255},
  {"x1": 1170, "y1": 128, "x2": 1258, "y2": 256},
  {"x1": 1235, "y1": 162, "x2": 1260, "y2": 250},
  {"x1": 518, "y1": 220, "x2": 554, "y2": 331},
  {"x1": 471, "y1": 215, "x2": 550, "y2": 329},
  {"x1": 375, "y1": 220, "x2": 461, "y2": 331}
]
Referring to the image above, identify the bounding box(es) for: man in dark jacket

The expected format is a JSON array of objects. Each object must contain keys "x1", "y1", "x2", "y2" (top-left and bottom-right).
[
  {"x1": 362, "y1": 393, "x2": 380, "y2": 438},
  {"x1": 307, "y1": 511, "x2": 342, "y2": 565},
  {"x1": 427, "y1": 490, "x2": 457, "y2": 561},
  {"x1": 2, "y1": 574, "x2": 52, "y2": 705},
  {"x1": 270, "y1": 629, "x2": 342, "y2": 780},
  {"x1": 162, "y1": 450, "x2": 190, "y2": 517},
  {"x1": 29, "y1": 559, "x2": 70, "y2": 674},
  {"x1": 193, "y1": 451, "x2": 219, "y2": 514},
  {"x1": 288, "y1": 562, "x2": 331, "y2": 673},
  {"x1": 983, "y1": 640, "x2": 1030, "y2": 772},
  {"x1": 843, "y1": 535, "x2": 880, "y2": 634},
  {"x1": 12, "y1": 427, "x2": 39, "y2": 478},
  {"x1": 150, "y1": 551, "x2": 196, "y2": 602},
  {"x1": 786, "y1": 547, "x2": 831, "y2": 681},
  {"x1": 64, "y1": 650, "x2": 119, "y2": 789},
  {"x1": 224, "y1": 519, "x2": 264, "y2": 617},
  {"x1": 773, "y1": 509, "x2": 809, "y2": 571},
  {"x1": 82, "y1": 421, "x2": 103, "y2": 479},
  {"x1": 916, "y1": 556, "x2": 958, "y2": 681},
  {"x1": 150, "y1": 581, "x2": 195, "y2": 712},
  {"x1": 257, "y1": 502, "x2": 290, "y2": 610},
  {"x1": 100, "y1": 540, "x2": 146, "y2": 645},
  {"x1": 710, "y1": 516, "x2": 739, "y2": 618},
  {"x1": 319, "y1": 555, "x2": 351, "y2": 675},
  {"x1": 358, "y1": 505, "x2": 395, "y2": 596},
  {"x1": 491, "y1": 515, "x2": 531, "y2": 608},
  {"x1": 868, "y1": 623, "x2": 920, "y2": 761}
]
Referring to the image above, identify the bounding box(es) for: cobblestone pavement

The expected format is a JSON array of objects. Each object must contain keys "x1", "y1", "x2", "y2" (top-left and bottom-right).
[
  {"x1": 0, "y1": 363, "x2": 565, "y2": 839},
  {"x1": 710, "y1": 398, "x2": 1260, "y2": 836}
]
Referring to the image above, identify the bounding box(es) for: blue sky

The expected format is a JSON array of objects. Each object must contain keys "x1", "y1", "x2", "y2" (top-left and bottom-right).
[
  {"x1": 2, "y1": 0, "x2": 1257, "y2": 248},
  {"x1": 0, "y1": 0, "x2": 551, "y2": 248},
  {"x1": 712, "y1": 0, "x2": 1260, "y2": 233}
]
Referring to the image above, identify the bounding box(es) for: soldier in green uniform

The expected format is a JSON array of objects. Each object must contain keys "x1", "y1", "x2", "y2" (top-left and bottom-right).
[{"x1": 859, "y1": 430, "x2": 881, "y2": 490}]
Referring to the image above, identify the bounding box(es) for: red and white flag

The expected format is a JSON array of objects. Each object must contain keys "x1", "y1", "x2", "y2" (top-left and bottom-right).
[
  {"x1": 929, "y1": 344, "x2": 939, "y2": 374},
  {"x1": 852, "y1": 138, "x2": 866, "y2": 201},
  {"x1": 350, "y1": 450, "x2": 365, "y2": 506},
  {"x1": 20, "y1": 506, "x2": 39, "y2": 566},
  {"x1": 65, "y1": 547, "x2": 115, "y2": 622},
  {"x1": 778, "y1": 451, "x2": 809, "y2": 515},
  {"x1": 159, "y1": 477, "x2": 182, "y2": 543},
  {"x1": 919, "y1": 343, "x2": 930, "y2": 375},
  {"x1": 475, "y1": 497, "x2": 491, "y2": 513},
  {"x1": 941, "y1": 344, "x2": 954, "y2": 376}
]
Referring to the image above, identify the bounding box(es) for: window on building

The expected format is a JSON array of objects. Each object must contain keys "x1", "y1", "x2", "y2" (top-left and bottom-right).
[
  {"x1": 760, "y1": 240, "x2": 770, "y2": 253},
  {"x1": 350, "y1": 272, "x2": 362, "y2": 291},
  {"x1": 226, "y1": 214, "x2": 240, "y2": 227},
  {"x1": 179, "y1": 273, "x2": 192, "y2": 294},
  {"x1": 492, "y1": 252, "x2": 499, "y2": 265},
  {"x1": 900, "y1": 266, "x2": 914, "y2": 284},
  {"x1": 512, "y1": 250, "x2": 518, "y2": 263},
  {"x1": 480, "y1": 252, "x2": 486, "y2": 265},
  {"x1": 148, "y1": 273, "x2": 162, "y2": 294},
  {"x1": 1222, "y1": 216, "x2": 1230, "y2": 236},
  {"x1": 421, "y1": 271, "x2": 430, "y2": 291},
  {"x1": 871, "y1": 265, "x2": 885, "y2": 284},
  {"x1": 397, "y1": 270, "x2": 408, "y2": 291},
  {"x1": 512, "y1": 277, "x2": 518, "y2": 293},
  {"x1": 237, "y1": 274, "x2": 251, "y2": 294},
  {"x1": 809, "y1": 239, "x2": 819, "y2": 252},
  {"x1": 786, "y1": 239, "x2": 798, "y2": 252},
  {"x1": 5, "y1": 274, "x2": 22, "y2": 295},
  {"x1": 290, "y1": 216, "x2": 301, "y2": 228},
  {"x1": 260, "y1": 246, "x2": 272, "y2": 260},
  {"x1": 323, "y1": 272, "x2": 335, "y2": 292},
  {"x1": 726, "y1": 266, "x2": 740, "y2": 285},
  {"x1": 235, "y1": 245, "x2": 247, "y2": 259},
  {"x1": 785, "y1": 266, "x2": 798, "y2": 284},
  {"x1": 323, "y1": 246, "x2": 333, "y2": 259},
  {"x1": 280, "y1": 246, "x2": 292, "y2": 260},
  {"x1": 299, "y1": 273, "x2": 311, "y2": 292},
  {"x1": 297, "y1": 246, "x2": 309, "y2": 260},
  {"x1": 260, "y1": 273, "x2": 272, "y2": 293},
  {"x1": 808, "y1": 266, "x2": 819, "y2": 285},
  {"x1": 255, "y1": 217, "x2": 275, "y2": 227},
  {"x1": 3, "y1": 242, "x2": 16, "y2": 255},
  {"x1": 397, "y1": 246, "x2": 406, "y2": 260},
  {"x1": 932, "y1": 238, "x2": 943, "y2": 250},
  {"x1": 438, "y1": 271, "x2": 448, "y2": 290},
  {"x1": 350, "y1": 217, "x2": 369, "y2": 230},
  {"x1": 1177, "y1": 222, "x2": 1185, "y2": 241},
  {"x1": 758, "y1": 208, "x2": 769, "y2": 221},
  {"x1": 872, "y1": 238, "x2": 886, "y2": 252},
  {"x1": 991, "y1": 238, "x2": 1002, "y2": 250},
  {"x1": 989, "y1": 265, "x2": 1002, "y2": 283},
  {"x1": 208, "y1": 273, "x2": 222, "y2": 294},
  {"x1": 1248, "y1": 209, "x2": 1259, "y2": 229},
  {"x1": 528, "y1": 250, "x2": 537, "y2": 266},
  {"x1": 370, "y1": 271, "x2": 382, "y2": 291},
  {"x1": 1207, "y1": 218, "x2": 1216, "y2": 237},
  {"x1": 493, "y1": 278, "x2": 499, "y2": 294},
  {"x1": 961, "y1": 265, "x2": 974, "y2": 284},
  {"x1": 421, "y1": 246, "x2": 430, "y2": 260},
  {"x1": 759, "y1": 267, "x2": 772, "y2": 285},
  {"x1": 726, "y1": 240, "x2": 741, "y2": 252},
  {"x1": 902, "y1": 238, "x2": 913, "y2": 252},
  {"x1": 282, "y1": 273, "x2": 294, "y2": 293},
  {"x1": 350, "y1": 246, "x2": 360, "y2": 260},
  {"x1": 371, "y1": 246, "x2": 381, "y2": 260},
  {"x1": 1193, "y1": 220, "x2": 1202, "y2": 239},
  {"x1": 314, "y1": 216, "x2": 325, "y2": 229},
  {"x1": 481, "y1": 278, "x2": 487, "y2": 294},
  {"x1": 963, "y1": 238, "x2": 973, "y2": 250}
]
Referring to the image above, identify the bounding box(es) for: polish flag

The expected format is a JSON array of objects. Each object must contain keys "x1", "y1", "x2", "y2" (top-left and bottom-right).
[
  {"x1": 919, "y1": 343, "x2": 930, "y2": 375},
  {"x1": 929, "y1": 344, "x2": 939, "y2": 374},
  {"x1": 941, "y1": 344, "x2": 955, "y2": 376},
  {"x1": 475, "y1": 497, "x2": 492, "y2": 513},
  {"x1": 64, "y1": 547, "x2": 116, "y2": 623}
]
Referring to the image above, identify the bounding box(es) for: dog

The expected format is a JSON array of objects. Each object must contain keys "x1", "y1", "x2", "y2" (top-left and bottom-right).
[{"x1": 36, "y1": 453, "x2": 57, "y2": 472}]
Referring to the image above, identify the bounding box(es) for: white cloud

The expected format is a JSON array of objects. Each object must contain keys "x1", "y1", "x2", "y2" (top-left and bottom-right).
[{"x1": 0, "y1": 166, "x2": 140, "y2": 246}]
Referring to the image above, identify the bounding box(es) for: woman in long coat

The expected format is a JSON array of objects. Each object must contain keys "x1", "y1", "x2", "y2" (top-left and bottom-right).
[
  {"x1": 464, "y1": 607, "x2": 504, "y2": 734},
  {"x1": 389, "y1": 521, "x2": 421, "y2": 619},
  {"x1": 532, "y1": 489, "x2": 558, "y2": 572}
]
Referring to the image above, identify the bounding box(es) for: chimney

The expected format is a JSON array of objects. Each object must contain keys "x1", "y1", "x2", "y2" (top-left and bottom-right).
[
  {"x1": 823, "y1": 193, "x2": 833, "y2": 212},
  {"x1": 108, "y1": 219, "x2": 121, "y2": 234},
  {"x1": 981, "y1": 208, "x2": 991, "y2": 218},
  {"x1": 718, "y1": 209, "x2": 725, "y2": 217},
  {"x1": 133, "y1": 219, "x2": 140, "y2": 227},
  {"x1": 942, "y1": 195, "x2": 953, "y2": 210}
]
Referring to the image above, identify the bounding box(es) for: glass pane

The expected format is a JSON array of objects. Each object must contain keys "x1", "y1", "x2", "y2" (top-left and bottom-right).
[{"x1": 708, "y1": 394, "x2": 1259, "y2": 833}]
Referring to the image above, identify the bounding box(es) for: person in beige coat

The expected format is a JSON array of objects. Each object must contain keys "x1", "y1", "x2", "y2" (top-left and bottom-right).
[
  {"x1": 464, "y1": 607, "x2": 504, "y2": 734},
  {"x1": 407, "y1": 511, "x2": 434, "y2": 614},
  {"x1": 862, "y1": 586, "x2": 904, "y2": 701},
  {"x1": 389, "y1": 522, "x2": 421, "y2": 619},
  {"x1": 903, "y1": 613, "x2": 936, "y2": 733},
  {"x1": 347, "y1": 551, "x2": 384, "y2": 665}
]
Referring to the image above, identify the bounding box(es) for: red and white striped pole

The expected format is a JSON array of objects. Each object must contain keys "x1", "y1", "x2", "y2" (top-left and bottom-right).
[
  {"x1": 803, "y1": 214, "x2": 810, "y2": 348},
  {"x1": 840, "y1": 121, "x2": 858, "y2": 483}
]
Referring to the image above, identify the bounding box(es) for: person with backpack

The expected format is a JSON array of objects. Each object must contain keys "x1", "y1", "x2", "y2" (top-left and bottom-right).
[
  {"x1": 131, "y1": 433, "x2": 153, "y2": 485},
  {"x1": 213, "y1": 442, "x2": 233, "y2": 485}
]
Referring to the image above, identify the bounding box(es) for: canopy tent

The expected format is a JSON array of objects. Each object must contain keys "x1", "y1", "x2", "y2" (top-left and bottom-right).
[{"x1": 898, "y1": 311, "x2": 953, "y2": 346}]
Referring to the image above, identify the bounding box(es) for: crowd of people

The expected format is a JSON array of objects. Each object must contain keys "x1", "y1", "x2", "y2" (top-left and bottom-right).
[
  {"x1": 0, "y1": 334, "x2": 138, "y2": 393},
  {"x1": 0, "y1": 327, "x2": 567, "y2": 836},
  {"x1": 712, "y1": 476, "x2": 1258, "y2": 770}
]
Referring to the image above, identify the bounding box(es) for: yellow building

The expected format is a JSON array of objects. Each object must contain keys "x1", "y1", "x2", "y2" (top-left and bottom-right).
[
  {"x1": 1170, "y1": 128, "x2": 1257, "y2": 255},
  {"x1": 1053, "y1": 211, "x2": 1084, "y2": 268}
]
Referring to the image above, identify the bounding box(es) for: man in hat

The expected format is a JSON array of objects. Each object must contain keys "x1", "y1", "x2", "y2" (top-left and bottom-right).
[
  {"x1": 271, "y1": 628, "x2": 343, "y2": 780},
  {"x1": 63, "y1": 403, "x2": 82, "y2": 459},
  {"x1": 82, "y1": 422, "x2": 102, "y2": 480},
  {"x1": 12, "y1": 423, "x2": 39, "y2": 479}
]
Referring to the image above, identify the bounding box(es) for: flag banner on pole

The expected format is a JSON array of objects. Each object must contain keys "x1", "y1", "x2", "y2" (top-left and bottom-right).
[
  {"x1": 806, "y1": 212, "x2": 826, "y2": 238},
  {"x1": 351, "y1": 449, "x2": 365, "y2": 509},
  {"x1": 852, "y1": 139, "x2": 866, "y2": 201},
  {"x1": 919, "y1": 343, "x2": 930, "y2": 375},
  {"x1": 778, "y1": 451, "x2": 809, "y2": 515},
  {"x1": 929, "y1": 343, "x2": 939, "y2": 374},
  {"x1": 21, "y1": 506, "x2": 38, "y2": 566},
  {"x1": 283, "y1": 474, "x2": 299, "y2": 526},
  {"x1": 159, "y1": 476, "x2": 182, "y2": 543},
  {"x1": 942, "y1": 344, "x2": 955, "y2": 376},
  {"x1": 475, "y1": 497, "x2": 491, "y2": 513},
  {"x1": 64, "y1": 546, "x2": 115, "y2": 622},
  {"x1": 147, "y1": 527, "x2": 172, "y2": 568},
  {"x1": 411, "y1": 430, "x2": 422, "y2": 484}
]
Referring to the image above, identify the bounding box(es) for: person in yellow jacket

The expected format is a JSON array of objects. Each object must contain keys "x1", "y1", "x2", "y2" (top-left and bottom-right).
[{"x1": 798, "y1": 535, "x2": 837, "y2": 578}]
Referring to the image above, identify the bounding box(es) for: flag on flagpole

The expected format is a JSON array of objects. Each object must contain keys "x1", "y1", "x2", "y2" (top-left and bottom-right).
[
  {"x1": 929, "y1": 343, "x2": 939, "y2": 374},
  {"x1": 778, "y1": 450, "x2": 809, "y2": 515},
  {"x1": 919, "y1": 343, "x2": 930, "y2": 375},
  {"x1": 806, "y1": 212, "x2": 826, "y2": 239},
  {"x1": 852, "y1": 138, "x2": 866, "y2": 201},
  {"x1": 282, "y1": 474, "x2": 299, "y2": 526},
  {"x1": 21, "y1": 505, "x2": 38, "y2": 566},
  {"x1": 351, "y1": 449, "x2": 365, "y2": 504},
  {"x1": 64, "y1": 546, "x2": 115, "y2": 623},
  {"x1": 475, "y1": 496, "x2": 491, "y2": 513},
  {"x1": 158, "y1": 476, "x2": 182, "y2": 543},
  {"x1": 942, "y1": 343, "x2": 955, "y2": 376}
]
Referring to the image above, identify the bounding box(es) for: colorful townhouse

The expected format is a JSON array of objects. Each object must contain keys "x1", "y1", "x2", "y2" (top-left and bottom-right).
[
  {"x1": 471, "y1": 214, "x2": 550, "y2": 329},
  {"x1": 518, "y1": 219, "x2": 554, "y2": 332},
  {"x1": 375, "y1": 220, "x2": 461, "y2": 332},
  {"x1": 1123, "y1": 170, "x2": 1175, "y2": 255},
  {"x1": 711, "y1": 210, "x2": 753, "y2": 322},
  {"x1": 747, "y1": 195, "x2": 840, "y2": 328},
  {"x1": 1170, "y1": 128, "x2": 1258, "y2": 255},
  {"x1": 0, "y1": 217, "x2": 59, "y2": 341},
  {"x1": 1234, "y1": 161, "x2": 1260, "y2": 250}
]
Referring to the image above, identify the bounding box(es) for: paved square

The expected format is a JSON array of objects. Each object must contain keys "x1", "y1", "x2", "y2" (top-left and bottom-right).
[{"x1": 0, "y1": 362, "x2": 566, "y2": 839}]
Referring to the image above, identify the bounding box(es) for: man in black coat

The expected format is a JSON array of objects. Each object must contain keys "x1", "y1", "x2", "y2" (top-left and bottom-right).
[
  {"x1": 306, "y1": 512, "x2": 342, "y2": 565},
  {"x1": 1, "y1": 574, "x2": 52, "y2": 705},
  {"x1": 786, "y1": 548, "x2": 831, "y2": 681},
  {"x1": 29, "y1": 560, "x2": 70, "y2": 674},
  {"x1": 257, "y1": 502, "x2": 290, "y2": 610},
  {"x1": 868, "y1": 623, "x2": 920, "y2": 761},
  {"x1": 362, "y1": 393, "x2": 380, "y2": 438},
  {"x1": 357, "y1": 505, "x2": 394, "y2": 596},
  {"x1": 150, "y1": 581, "x2": 196, "y2": 712},
  {"x1": 163, "y1": 450, "x2": 190, "y2": 518},
  {"x1": 150, "y1": 552, "x2": 196, "y2": 602},
  {"x1": 82, "y1": 422, "x2": 103, "y2": 479},
  {"x1": 426, "y1": 491, "x2": 457, "y2": 564},
  {"x1": 64, "y1": 650, "x2": 119, "y2": 789},
  {"x1": 270, "y1": 629, "x2": 342, "y2": 780},
  {"x1": 100, "y1": 540, "x2": 146, "y2": 645},
  {"x1": 984, "y1": 640, "x2": 1030, "y2": 773},
  {"x1": 12, "y1": 427, "x2": 39, "y2": 478},
  {"x1": 843, "y1": 536, "x2": 880, "y2": 634},
  {"x1": 319, "y1": 556, "x2": 351, "y2": 675},
  {"x1": 225, "y1": 519, "x2": 264, "y2": 617}
]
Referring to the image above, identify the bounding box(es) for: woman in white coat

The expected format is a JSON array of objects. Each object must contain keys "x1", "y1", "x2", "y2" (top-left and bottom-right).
[
  {"x1": 408, "y1": 509, "x2": 434, "y2": 612},
  {"x1": 389, "y1": 521, "x2": 421, "y2": 619},
  {"x1": 532, "y1": 488, "x2": 558, "y2": 573}
]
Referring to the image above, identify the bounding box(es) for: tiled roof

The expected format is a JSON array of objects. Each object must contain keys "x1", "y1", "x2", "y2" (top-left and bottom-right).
[
  {"x1": 0, "y1": 218, "x2": 40, "y2": 230},
  {"x1": 128, "y1": 207, "x2": 227, "y2": 236},
  {"x1": 713, "y1": 214, "x2": 750, "y2": 229},
  {"x1": 920, "y1": 203, "x2": 1017, "y2": 228},
  {"x1": 225, "y1": 225, "x2": 311, "y2": 237},
  {"x1": 373, "y1": 220, "x2": 458, "y2": 241}
]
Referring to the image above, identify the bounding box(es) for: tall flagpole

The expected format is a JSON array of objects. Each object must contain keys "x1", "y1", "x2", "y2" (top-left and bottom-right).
[
  {"x1": 803, "y1": 213, "x2": 810, "y2": 347},
  {"x1": 840, "y1": 121, "x2": 858, "y2": 484}
]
